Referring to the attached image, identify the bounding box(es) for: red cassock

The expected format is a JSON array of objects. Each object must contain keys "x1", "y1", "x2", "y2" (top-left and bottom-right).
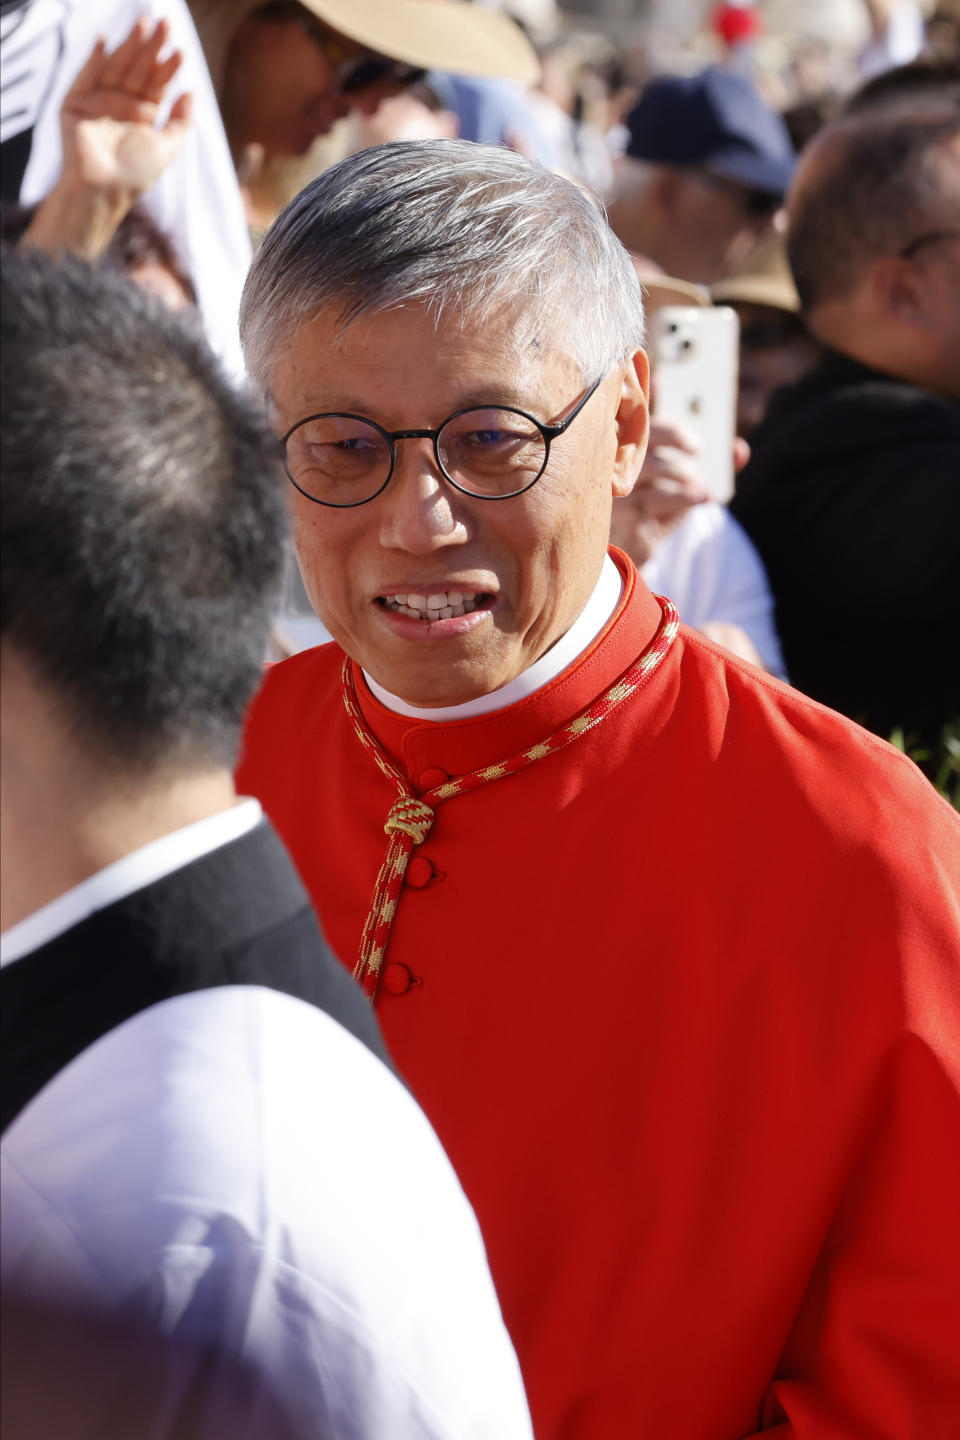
[{"x1": 237, "y1": 549, "x2": 960, "y2": 1439}]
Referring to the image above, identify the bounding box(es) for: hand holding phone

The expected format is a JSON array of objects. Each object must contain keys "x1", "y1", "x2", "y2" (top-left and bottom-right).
[{"x1": 649, "y1": 306, "x2": 740, "y2": 503}]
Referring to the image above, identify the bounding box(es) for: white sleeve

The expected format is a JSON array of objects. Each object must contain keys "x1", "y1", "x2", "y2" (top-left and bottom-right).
[
  {"x1": 11, "y1": 0, "x2": 250, "y2": 380},
  {"x1": 1, "y1": 987, "x2": 534, "y2": 1440},
  {"x1": 643, "y1": 503, "x2": 788, "y2": 679}
]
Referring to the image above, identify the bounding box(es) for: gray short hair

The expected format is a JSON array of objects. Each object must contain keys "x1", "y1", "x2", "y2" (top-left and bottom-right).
[{"x1": 240, "y1": 139, "x2": 646, "y2": 388}]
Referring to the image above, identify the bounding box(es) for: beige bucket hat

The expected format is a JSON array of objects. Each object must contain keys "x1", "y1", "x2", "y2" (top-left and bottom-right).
[
  {"x1": 190, "y1": 0, "x2": 540, "y2": 95},
  {"x1": 640, "y1": 275, "x2": 712, "y2": 313},
  {"x1": 710, "y1": 232, "x2": 800, "y2": 314},
  {"x1": 302, "y1": 0, "x2": 540, "y2": 84}
]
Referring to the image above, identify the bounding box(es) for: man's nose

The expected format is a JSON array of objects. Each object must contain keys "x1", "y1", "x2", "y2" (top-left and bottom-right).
[{"x1": 376, "y1": 440, "x2": 469, "y2": 554}]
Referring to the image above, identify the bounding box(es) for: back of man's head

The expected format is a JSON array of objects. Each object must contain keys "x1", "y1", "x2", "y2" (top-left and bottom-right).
[
  {"x1": 842, "y1": 55, "x2": 960, "y2": 117},
  {"x1": 0, "y1": 250, "x2": 286, "y2": 776},
  {"x1": 787, "y1": 100, "x2": 959, "y2": 315}
]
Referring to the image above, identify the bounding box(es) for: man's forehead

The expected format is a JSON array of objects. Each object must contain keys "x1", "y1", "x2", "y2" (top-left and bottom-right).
[
  {"x1": 327, "y1": 297, "x2": 551, "y2": 357},
  {"x1": 269, "y1": 298, "x2": 582, "y2": 404}
]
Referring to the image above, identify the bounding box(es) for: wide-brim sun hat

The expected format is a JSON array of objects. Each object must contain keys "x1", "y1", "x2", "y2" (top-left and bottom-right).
[
  {"x1": 639, "y1": 274, "x2": 712, "y2": 312},
  {"x1": 299, "y1": 0, "x2": 539, "y2": 84},
  {"x1": 710, "y1": 232, "x2": 800, "y2": 313},
  {"x1": 191, "y1": 0, "x2": 540, "y2": 96}
]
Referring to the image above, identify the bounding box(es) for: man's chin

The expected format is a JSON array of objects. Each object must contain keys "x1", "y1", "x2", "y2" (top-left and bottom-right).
[{"x1": 366, "y1": 654, "x2": 515, "y2": 711}]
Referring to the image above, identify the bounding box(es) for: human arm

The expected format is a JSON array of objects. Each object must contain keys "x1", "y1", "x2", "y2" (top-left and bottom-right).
[
  {"x1": 21, "y1": 19, "x2": 192, "y2": 260},
  {"x1": 614, "y1": 425, "x2": 780, "y2": 668},
  {"x1": 757, "y1": 1028, "x2": 960, "y2": 1435},
  {"x1": 613, "y1": 419, "x2": 753, "y2": 566},
  {"x1": 748, "y1": 806, "x2": 960, "y2": 1436},
  {"x1": 681, "y1": 508, "x2": 786, "y2": 676},
  {"x1": 610, "y1": 419, "x2": 711, "y2": 568}
]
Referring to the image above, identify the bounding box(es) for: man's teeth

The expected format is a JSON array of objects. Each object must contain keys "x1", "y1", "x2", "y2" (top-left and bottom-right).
[{"x1": 381, "y1": 590, "x2": 486, "y2": 620}]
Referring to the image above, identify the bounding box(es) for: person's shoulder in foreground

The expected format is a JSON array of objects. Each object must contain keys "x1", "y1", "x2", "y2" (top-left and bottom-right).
[
  {"x1": 0, "y1": 248, "x2": 531, "y2": 1440},
  {"x1": 2, "y1": 983, "x2": 532, "y2": 1439}
]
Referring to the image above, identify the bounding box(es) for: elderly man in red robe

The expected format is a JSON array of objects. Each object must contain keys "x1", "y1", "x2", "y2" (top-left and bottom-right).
[{"x1": 236, "y1": 139, "x2": 960, "y2": 1440}]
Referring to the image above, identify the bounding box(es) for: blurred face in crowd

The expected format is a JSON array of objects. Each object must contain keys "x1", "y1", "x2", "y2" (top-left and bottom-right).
[
  {"x1": 790, "y1": 129, "x2": 960, "y2": 399},
  {"x1": 223, "y1": 4, "x2": 414, "y2": 156},
  {"x1": 732, "y1": 302, "x2": 821, "y2": 436},
  {"x1": 897, "y1": 135, "x2": 960, "y2": 397},
  {"x1": 676, "y1": 174, "x2": 776, "y2": 282},
  {"x1": 608, "y1": 160, "x2": 776, "y2": 284},
  {"x1": 267, "y1": 303, "x2": 649, "y2": 706}
]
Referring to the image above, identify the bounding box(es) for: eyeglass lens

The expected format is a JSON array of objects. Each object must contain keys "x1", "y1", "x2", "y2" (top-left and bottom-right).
[{"x1": 284, "y1": 409, "x2": 548, "y2": 505}]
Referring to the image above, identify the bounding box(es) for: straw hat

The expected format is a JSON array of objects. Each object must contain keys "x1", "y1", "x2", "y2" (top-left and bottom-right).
[
  {"x1": 640, "y1": 275, "x2": 712, "y2": 313},
  {"x1": 305, "y1": 0, "x2": 539, "y2": 82},
  {"x1": 191, "y1": 0, "x2": 539, "y2": 96},
  {"x1": 710, "y1": 232, "x2": 800, "y2": 314}
]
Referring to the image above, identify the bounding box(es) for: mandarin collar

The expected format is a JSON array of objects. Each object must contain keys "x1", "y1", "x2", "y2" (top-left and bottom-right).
[{"x1": 352, "y1": 549, "x2": 666, "y2": 785}]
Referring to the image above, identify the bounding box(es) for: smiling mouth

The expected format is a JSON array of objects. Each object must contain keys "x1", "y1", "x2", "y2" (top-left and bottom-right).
[{"x1": 377, "y1": 590, "x2": 494, "y2": 621}]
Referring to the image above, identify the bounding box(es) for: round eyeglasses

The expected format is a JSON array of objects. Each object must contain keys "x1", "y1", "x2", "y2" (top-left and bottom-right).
[{"x1": 280, "y1": 376, "x2": 603, "y2": 508}]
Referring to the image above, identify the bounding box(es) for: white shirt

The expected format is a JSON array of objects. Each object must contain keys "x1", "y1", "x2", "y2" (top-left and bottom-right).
[
  {"x1": 641, "y1": 503, "x2": 788, "y2": 679},
  {"x1": 2, "y1": 988, "x2": 534, "y2": 1438},
  {"x1": 364, "y1": 553, "x2": 624, "y2": 721},
  {"x1": 1, "y1": 812, "x2": 533, "y2": 1437},
  {"x1": 1, "y1": 0, "x2": 251, "y2": 379}
]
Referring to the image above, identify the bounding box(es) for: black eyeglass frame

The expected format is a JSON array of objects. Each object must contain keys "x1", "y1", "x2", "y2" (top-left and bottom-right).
[{"x1": 280, "y1": 375, "x2": 605, "y2": 509}]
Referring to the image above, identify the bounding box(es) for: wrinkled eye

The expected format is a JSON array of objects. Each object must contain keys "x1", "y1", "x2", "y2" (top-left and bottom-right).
[
  {"x1": 324, "y1": 434, "x2": 381, "y2": 458},
  {"x1": 442, "y1": 407, "x2": 542, "y2": 466},
  {"x1": 283, "y1": 414, "x2": 392, "y2": 504},
  {"x1": 458, "y1": 427, "x2": 522, "y2": 450}
]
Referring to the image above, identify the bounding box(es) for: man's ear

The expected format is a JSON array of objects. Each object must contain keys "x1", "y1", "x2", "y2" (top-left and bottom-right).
[
  {"x1": 870, "y1": 255, "x2": 931, "y2": 330},
  {"x1": 612, "y1": 347, "x2": 650, "y2": 498}
]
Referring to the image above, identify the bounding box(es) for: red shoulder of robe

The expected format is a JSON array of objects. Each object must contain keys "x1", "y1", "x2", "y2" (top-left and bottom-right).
[{"x1": 237, "y1": 548, "x2": 960, "y2": 1440}]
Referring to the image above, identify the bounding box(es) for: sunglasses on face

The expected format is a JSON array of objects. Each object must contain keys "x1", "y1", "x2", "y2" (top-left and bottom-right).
[{"x1": 298, "y1": 12, "x2": 426, "y2": 95}]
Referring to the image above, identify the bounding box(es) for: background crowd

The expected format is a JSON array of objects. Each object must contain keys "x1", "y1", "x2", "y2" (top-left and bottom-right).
[{"x1": 2, "y1": 0, "x2": 958, "y2": 789}]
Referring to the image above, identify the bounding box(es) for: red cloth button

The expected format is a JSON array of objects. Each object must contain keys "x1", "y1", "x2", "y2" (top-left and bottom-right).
[
  {"x1": 418, "y1": 767, "x2": 449, "y2": 791},
  {"x1": 381, "y1": 962, "x2": 415, "y2": 996},
  {"x1": 406, "y1": 856, "x2": 434, "y2": 889}
]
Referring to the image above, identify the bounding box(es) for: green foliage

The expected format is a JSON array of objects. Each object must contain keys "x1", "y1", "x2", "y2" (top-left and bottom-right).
[{"x1": 888, "y1": 719, "x2": 960, "y2": 810}]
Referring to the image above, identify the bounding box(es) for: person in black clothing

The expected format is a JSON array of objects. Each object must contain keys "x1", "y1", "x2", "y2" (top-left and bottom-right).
[{"x1": 731, "y1": 85, "x2": 960, "y2": 770}]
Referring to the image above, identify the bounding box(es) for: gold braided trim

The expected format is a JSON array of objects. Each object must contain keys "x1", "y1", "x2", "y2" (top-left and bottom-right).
[
  {"x1": 343, "y1": 595, "x2": 681, "y2": 995},
  {"x1": 384, "y1": 796, "x2": 434, "y2": 845}
]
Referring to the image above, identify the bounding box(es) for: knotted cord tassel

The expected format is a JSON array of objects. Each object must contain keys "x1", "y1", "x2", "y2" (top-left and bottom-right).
[
  {"x1": 342, "y1": 595, "x2": 680, "y2": 1001},
  {"x1": 354, "y1": 796, "x2": 434, "y2": 996}
]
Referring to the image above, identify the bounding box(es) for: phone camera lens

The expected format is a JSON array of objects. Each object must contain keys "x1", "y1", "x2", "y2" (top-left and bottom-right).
[{"x1": 680, "y1": 338, "x2": 693, "y2": 352}]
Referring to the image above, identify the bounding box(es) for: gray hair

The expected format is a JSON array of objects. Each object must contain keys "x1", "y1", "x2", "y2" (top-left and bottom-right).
[{"x1": 240, "y1": 139, "x2": 646, "y2": 388}]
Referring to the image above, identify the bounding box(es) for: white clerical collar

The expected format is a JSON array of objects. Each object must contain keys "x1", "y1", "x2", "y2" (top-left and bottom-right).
[
  {"x1": 0, "y1": 799, "x2": 263, "y2": 969},
  {"x1": 363, "y1": 554, "x2": 623, "y2": 723}
]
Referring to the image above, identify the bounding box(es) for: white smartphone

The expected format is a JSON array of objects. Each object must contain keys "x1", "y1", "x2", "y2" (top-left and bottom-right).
[{"x1": 649, "y1": 306, "x2": 740, "y2": 503}]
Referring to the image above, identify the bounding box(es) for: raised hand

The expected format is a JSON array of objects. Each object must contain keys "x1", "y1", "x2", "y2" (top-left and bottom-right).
[
  {"x1": 58, "y1": 18, "x2": 192, "y2": 199},
  {"x1": 23, "y1": 19, "x2": 193, "y2": 260}
]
